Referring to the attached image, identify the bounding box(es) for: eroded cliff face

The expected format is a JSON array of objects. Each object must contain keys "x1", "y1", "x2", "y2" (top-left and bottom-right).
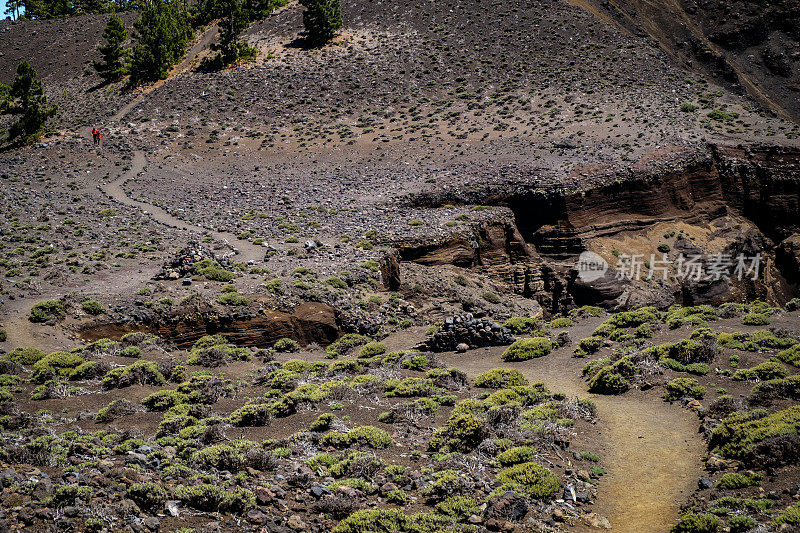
[
  {"x1": 76, "y1": 301, "x2": 340, "y2": 349},
  {"x1": 398, "y1": 143, "x2": 800, "y2": 313}
]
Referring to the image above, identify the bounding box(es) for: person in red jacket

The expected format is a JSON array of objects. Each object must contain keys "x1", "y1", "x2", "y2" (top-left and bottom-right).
[{"x1": 91, "y1": 128, "x2": 98, "y2": 145}]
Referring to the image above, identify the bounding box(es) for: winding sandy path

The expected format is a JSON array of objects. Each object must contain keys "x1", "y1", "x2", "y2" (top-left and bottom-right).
[
  {"x1": 99, "y1": 151, "x2": 265, "y2": 263},
  {"x1": 440, "y1": 327, "x2": 704, "y2": 533}
]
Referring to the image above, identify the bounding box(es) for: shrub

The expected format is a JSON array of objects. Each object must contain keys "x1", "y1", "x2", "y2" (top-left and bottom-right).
[
  {"x1": 773, "y1": 502, "x2": 800, "y2": 527},
  {"x1": 664, "y1": 378, "x2": 706, "y2": 401},
  {"x1": 358, "y1": 341, "x2": 387, "y2": 358},
  {"x1": 326, "y1": 333, "x2": 369, "y2": 358},
  {"x1": 732, "y1": 360, "x2": 789, "y2": 382},
  {"x1": 502, "y1": 317, "x2": 543, "y2": 335},
  {"x1": 497, "y1": 445, "x2": 538, "y2": 466},
  {"x1": 228, "y1": 403, "x2": 273, "y2": 426},
  {"x1": 141, "y1": 389, "x2": 186, "y2": 411},
  {"x1": 578, "y1": 336, "x2": 603, "y2": 355},
  {"x1": 474, "y1": 368, "x2": 529, "y2": 389},
  {"x1": 217, "y1": 293, "x2": 249, "y2": 306},
  {"x1": 587, "y1": 357, "x2": 637, "y2": 394},
  {"x1": 310, "y1": 412, "x2": 334, "y2": 432},
  {"x1": 496, "y1": 461, "x2": 560, "y2": 500},
  {"x1": 482, "y1": 292, "x2": 501, "y2": 304},
  {"x1": 81, "y1": 299, "x2": 104, "y2": 315},
  {"x1": 95, "y1": 399, "x2": 137, "y2": 422},
  {"x1": 273, "y1": 338, "x2": 299, "y2": 352},
  {"x1": 120, "y1": 346, "x2": 142, "y2": 358},
  {"x1": 29, "y1": 300, "x2": 65, "y2": 323},
  {"x1": 502, "y1": 338, "x2": 553, "y2": 362},
  {"x1": 331, "y1": 510, "x2": 446, "y2": 533},
  {"x1": 386, "y1": 488, "x2": 408, "y2": 505},
  {"x1": 127, "y1": 482, "x2": 167, "y2": 510},
  {"x1": 715, "y1": 472, "x2": 762, "y2": 490},
  {"x1": 5, "y1": 346, "x2": 46, "y2": 365},
  {"x1": 102, "y1": 360, "x2": 165, "y2": 389},
  {"x1": 709, "y1": 406, "x2": 800, "y2": 460},
  {"x1": 422, "y1": 470, "x2": 470, "y2": 502},
  {"x1": 31, "y1": 351, "x2": 86, "y2": 382},
  {"x1": 175, "y1": 483, "x2": 254, "y2": 512},
  {"x1": 670, "y1": 512, "x2": 720, "y2": 533},
  {"x1": 727, "y1": 516, "x2": 757, "y2": 533},
  {"x1": 742, "y1": 313, "x2": 770, "y2": 326},
  {"x1": 320, "y1": 426, "x2": 393, "y2": 449},
  {"x1": 776, "y1": 345, "x2": 800, "y2": 367},
  {"x1": 428, "y1": 413, "x2": 487, "y2": 453},
  {"x1": 549, "y1": 317, "x2": 573, "y2": 328},
  {"x1": 193, "y1": 259, "x2": 236, "y2": 282}
]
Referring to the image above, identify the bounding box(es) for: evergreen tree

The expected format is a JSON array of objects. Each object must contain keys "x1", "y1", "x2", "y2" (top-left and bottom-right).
[
  {"x1": 299, "y1": 0, "x2": 341, "y2": 46},
  {"x1": 203, "y1": 0, "x2": 256, "y2": 70},
  {"x1": 5, "y1": 61, "x2": 57, "y2": 143},
  {"x1": 94, "y1": 14, "x2": 129, "y2": 82},
  {"x1": 129, "y1": 0, "x2": 193, "y2": 84}
]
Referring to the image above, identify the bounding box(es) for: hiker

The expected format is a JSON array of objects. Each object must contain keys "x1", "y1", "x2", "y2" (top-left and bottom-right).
[
  {"x1": 91, "y1": 128, "x2": 98, "y2": 145},
  {"x1": 96, "y1": 130, "x2": 102, "y2": 147}
]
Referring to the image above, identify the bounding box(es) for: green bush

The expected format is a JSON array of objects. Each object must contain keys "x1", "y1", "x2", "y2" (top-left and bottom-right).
[
  {"x1": 709, "y1": 406, "x2": 800, "y2": 460},
  {"x1": 727, "y1": 516, "x2": 757, "y2": 533},
  {"x1": 496, "y1": 461, "x2": 560, "y2": 500},
  {"x1": 474, "y1": 368, "x2": 529, "y2": 389},
  {"x1": 5, "y1": 346, "x2": 46, "y2": 365},
  {"x1": 310, "y1": 412, "x2": 334, "y2": 432},
  {"x1": 502, "y1": 337, "x2": 553, "y2": 362},
  {"x1": 776, "y1": 344, "x2": 800, "y2": 367},
  {"x1": 102, "y1": 360, "x2": 165, "y2": 389},
  {"x1": 193, "y1": 259, "x2": 236, "y2": 282},
  {"x1": 773, "y1": 502, "x2": 800, "y2": 528},
  {"x1": 29, "y1": 300, "x2": 65, "y2": 323},
  {"x1": 664, "y1": 378, "x2": 706, "y2": 401},
  {"x1": 359, "y1": 341, "x2": 387, "y2": 358},
  {"x1": 217, "y1": 293, "x2": 249, "y2": 306},
  {"x1": 587, "y1": 357, "x2": 637, "y2": 394},
  {"x1": 273, "y1": 338, "x2": 299, "y2": 352},
  {"x1": 732, "y1": 360, "x2": 788, "y2": 382},
  {"x1": 502, "y1": 316, "x2": 543, "y2": 335},
  {"x1": 331, "y1": 510, "x2": 447, "y2": 533},
  {"x1": 127, "y1": 482, "x2": 167, "y2": 510},
  {"x1": 497, "y1": 445, "x2": 538, "y2": 466},
  {"x1": 81, "y1": 299, "x2": 104, "y2": 315},
  {"x1": 715, "y1": 471, "x2": 762, "y2": 490},
  {"x1": 141, "y1": 389, "x2": 187, "y2": 411},
  {"x1": 31, "y1": 351, "x2": 86, "y2": 382},
  {"x1": 549, "y1": 317, "x2": 573, "y2": 328},
  {"x1": 228, "y1": 402, "x2": 272, "y2": 426},
  {"x1": 670, "y1": 512, "x2": 720, "y2": 533},
  {"x1": 325, "y1": 333, "x2": 369, "y2": 358},
  {"x1": 175, "y1": 483, "x2": 254, "y2": 512},
  {"x1": 320, "y1": 425, "x2": 393, "y2": 449},
  {"x1": 576, "y1": 336, "x2": 603, "y2": 357},
  {"x1": 742, "y1": 313, "x2": 770, "y2": 326}
]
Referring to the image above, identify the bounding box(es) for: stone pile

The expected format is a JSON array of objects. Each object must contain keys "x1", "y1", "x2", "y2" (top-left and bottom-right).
[
  {"x1": 153, "y1": 243, "x2": 217, "y2": 280},
  {"x1": 421, "y1": 314, "x2": 514, "y2": 352}
]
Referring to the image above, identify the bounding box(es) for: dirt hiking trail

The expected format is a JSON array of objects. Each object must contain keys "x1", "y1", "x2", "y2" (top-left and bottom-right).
[
  {"x1": 100, "y1": 151, "x2": 265, "y2": 263},
  {"x1": 439, "y1": 322, "x2": 704, "y2": 533}
]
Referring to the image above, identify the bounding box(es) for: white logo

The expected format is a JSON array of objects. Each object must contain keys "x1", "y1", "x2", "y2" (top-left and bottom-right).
[{"x1": 576, "y1": 251, "x2": 608, "y2": 282}]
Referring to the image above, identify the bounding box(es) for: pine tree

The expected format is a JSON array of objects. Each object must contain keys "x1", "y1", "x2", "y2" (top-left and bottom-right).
[
  {"x1": 129, "y1": 0, "x2": 193, "y2": 84},
  {"x1": 204, "y1": 0, "x2": 256, "y2": 69},
  {"x1": 6, "y1": 61, "x2": 57, "y2": 144},
  {"x1": 299, "y1": 0, "x2": 341, "y2": 46},
  {"x1": 94, "y1": 14, "x2": 129, "y2": 82}
]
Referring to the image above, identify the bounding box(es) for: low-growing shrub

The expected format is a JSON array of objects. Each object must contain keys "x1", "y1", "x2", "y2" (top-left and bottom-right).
[
  {"x1": 709, "y1": 406, "x2": 800, "y2": 460},
  {"x1": 715, "y1": 471, "x2": 762, "y2": 490},
  {"x1": 497, "y1": 445, "x2": 538, "y2": 466},
  {"x1": 495, "y1": 461, "x2": 560, "y2": 500},
  {"x1": 664, "y1": 378, "x2": 706, "y2": 401},
  {"x1": 102, "y1": 360, "x2": 165, "y2": 389},
  {"x1": 326, "y1": 333, "x2": 370, "y2": 358},
  {"x1": 474, "y1": 368, "x2": 528, "y2": 389},
  {"x1": 670, "y1": 512, "x2": 720, "y2": 533},
  {"x1": 742, "y1": 313, "x2": 770, "y2": 326},
  {"x1": 29, "y1": 300, "x2": 66, "y2": 323},
  {"x1": 732, "y1": 360, "x2": 788, "y2": 382},
  {"x1": 502, "y1": 338, "x2": 553, "y2": 362},
  {"x1": 358, "y1": 341, "x2": 387, "y2": 358},
  {"x1": 320, "y1": 426, "x2": 393, "y2": 449},
  {"x1": 127, "y1": 482, "x2": 168, "y2": 510}
]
